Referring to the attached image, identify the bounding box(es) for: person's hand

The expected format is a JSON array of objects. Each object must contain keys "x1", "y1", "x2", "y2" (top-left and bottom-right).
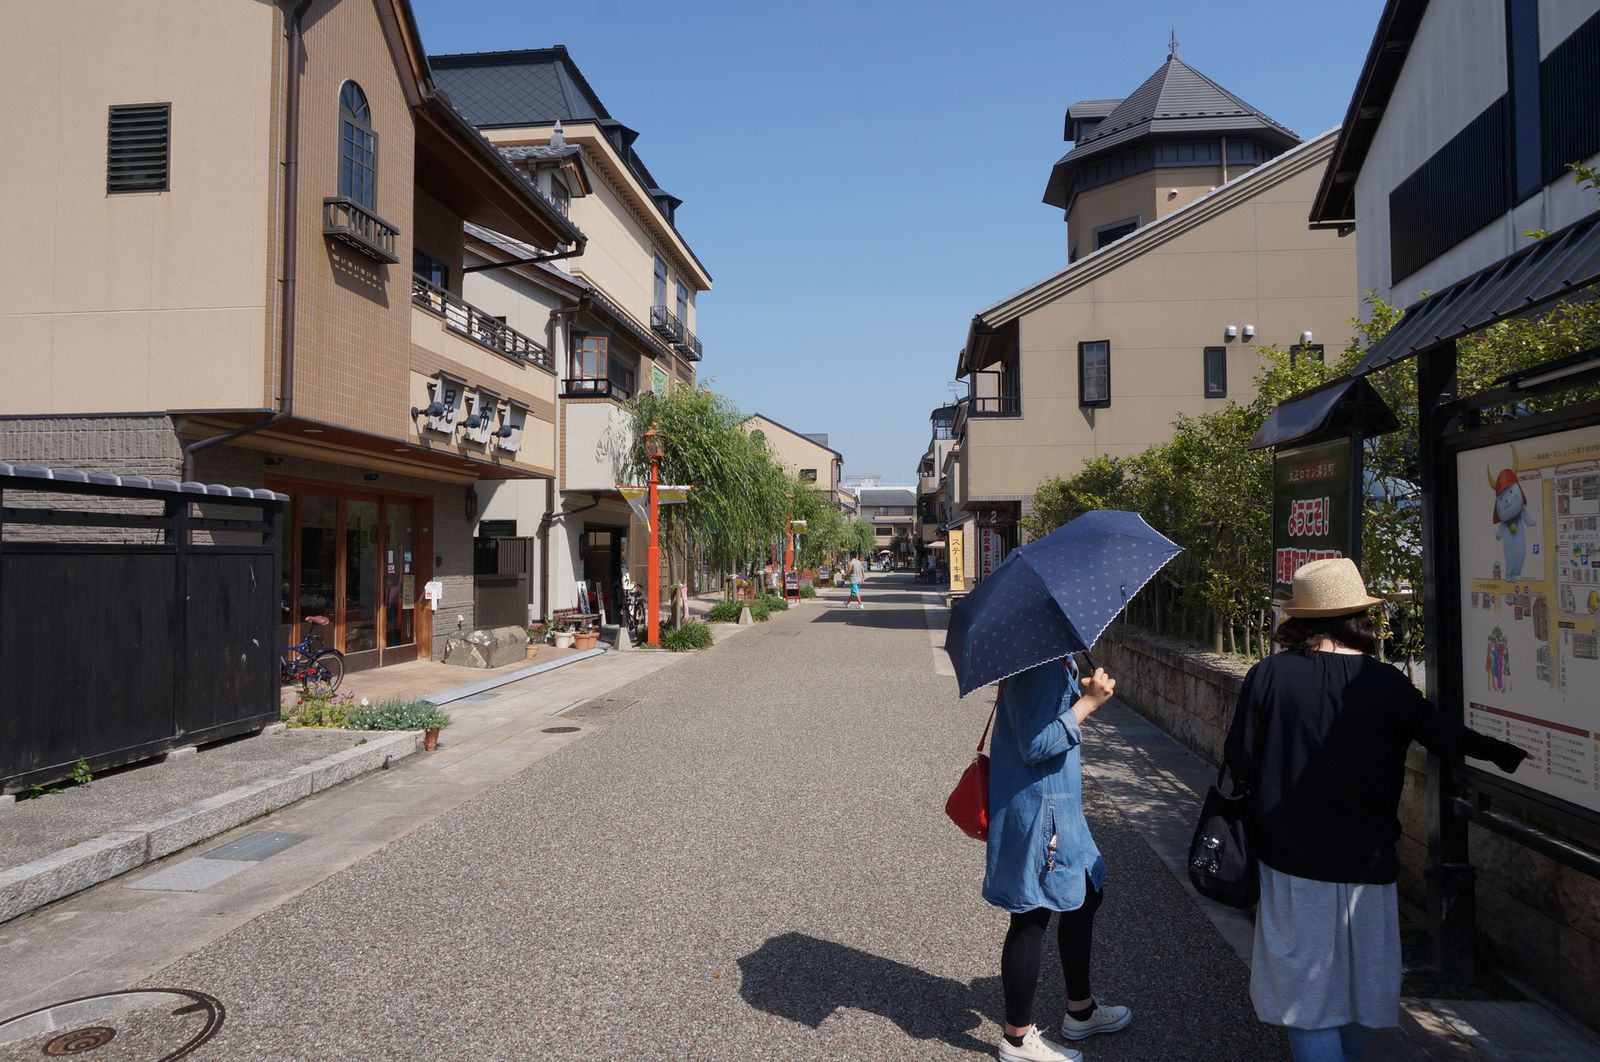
[
  {"x1": 1490, "y1": 741, "x2": 1528, "y2": 774},
  {"x1": 1075, "y1": 667, "x2": 1116, "y2": 722}
]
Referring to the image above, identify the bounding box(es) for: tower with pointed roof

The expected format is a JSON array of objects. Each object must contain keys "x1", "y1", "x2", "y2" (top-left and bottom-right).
[{"x1": 1044, "y1": 52, "x2": 1300, "y2": 261}]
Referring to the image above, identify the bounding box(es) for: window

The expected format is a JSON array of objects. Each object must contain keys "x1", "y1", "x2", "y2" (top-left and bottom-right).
[
  {"x1": 571, "y1": 332, "x2": 609, "y2": 379},
  {"x1": 1290, "y1": 344, "x2": 1325, "y2": 369},
  {"x1": 751, "y1": 428, "x2": 765, "y2": 443},
  {"x1": 107, "y1": 103, "x2": 170, "y2": 193},
  {"x1": 675, "y1": 282, "x2": 689, "y2": 326},
  {"x1": 1506, "y1": 0, "x2": 1542, "y2": 202},
  {"x1": 339, "y1": 81, "x2": 376, "y2": 210},
  {"x1": 413, "y1": 248, "x2": 447, "y2": 289},
  {"x1": 653, "y1": 255, "x2": 668, "y2": 309},
  {"x1": 800, "y1": 469, "x2": 818, "y2": 483},
  {"x1": 549, "y1": 175, "x2": 571, "y2": 217},
  {"x1": 1079, "y1": 340, "x2": 1111, "y2": 407},
  {"x1": 1203, "y1": 346, "x2": 1228, "y2": 398},
  {"x1": 875, "y1": 526, "x2": 894, "y2": 536},
  {"x1": 1093, "y1": 216, "x2": 1138, "y2": 250}
]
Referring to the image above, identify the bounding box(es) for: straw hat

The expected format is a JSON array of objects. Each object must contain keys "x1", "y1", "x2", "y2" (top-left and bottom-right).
[{"x1": 1281, "y1": 558, "x2": 1385, "y2": 617}]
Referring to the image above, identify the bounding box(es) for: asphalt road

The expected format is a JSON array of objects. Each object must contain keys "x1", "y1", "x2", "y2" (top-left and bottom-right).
[{"x1": 149, "y1": 575, "x2": 1285, "y2": 1060}]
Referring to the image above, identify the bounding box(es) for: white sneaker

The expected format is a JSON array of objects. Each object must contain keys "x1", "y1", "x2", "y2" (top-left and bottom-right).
[
  {"x1": 998, "y1": 1026, "x2": 1081, "y2": 1062},
  {"x1": 1059, "y1": 1000, "x2": 1132, "y2": 1041}
]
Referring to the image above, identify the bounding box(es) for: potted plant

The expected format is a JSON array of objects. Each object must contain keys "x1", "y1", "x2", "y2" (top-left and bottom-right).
[
  {"x1": 573, "y1": 624, "x2": 599, "y2": 650},
  {"x1": 552, "y1": 622, "x2": 576, "y2": 649},
  {"x1": 344, "y1": 699, "x2": 452, "y2": 751},
  {"x1": 525, "y1": 622, "x2": 548, "y2": 660}
]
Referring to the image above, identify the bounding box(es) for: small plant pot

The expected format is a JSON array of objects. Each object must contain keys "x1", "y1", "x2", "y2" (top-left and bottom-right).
[
  {"x1": 423, "y1": 727, "x2": 441, "y2": 751},
  {"x1": 553, "y1": 631, "x2": 576, "y2": 649},
  {"x1": 573, "y1": 631, "x2": 599, "y2": 650},
  {"x1": 525, "y1": 643, "x2": 540, "y2": 661}
]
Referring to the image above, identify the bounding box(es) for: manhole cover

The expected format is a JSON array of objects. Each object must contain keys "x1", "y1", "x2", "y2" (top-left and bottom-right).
[
  {"x1": 0, "y1": 989, "x2": 224, "y2": 1061},
  {"x1": 541, "y1": 726, "x2": 581, "y2": 734}
]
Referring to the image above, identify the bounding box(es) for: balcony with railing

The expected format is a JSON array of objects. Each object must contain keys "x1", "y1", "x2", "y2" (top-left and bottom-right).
[
  {"x1": 651, "y1": 305, "x2": 706, "y2": 363},
  {"x1": 969, "y1": 395, "x2": 1021, "y2": 417},
  {"x1": 412, "y1": 274, "x2": 552, "y2": 371},
  {"x1": 561, "y1": 370, "x2": 635, "y2": 400},
  {"x1": 323, "y1": 197, "x2": 400, "y2": 264}
]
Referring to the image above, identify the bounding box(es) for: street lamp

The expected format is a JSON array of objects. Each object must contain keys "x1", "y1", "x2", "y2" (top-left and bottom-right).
[{"x1": 643, "y1": 421, "x2": 665, "y2": 646}]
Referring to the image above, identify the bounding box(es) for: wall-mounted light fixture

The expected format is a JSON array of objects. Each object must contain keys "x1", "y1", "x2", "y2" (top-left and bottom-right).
[
  {"x1": 1300, "y1": 330, "x2": 1314, "y2": 346},
  {"x1": 1224, "y1": 325, "x2": 1238, "y2": 340},
  {"x1": 411, "y1": 400, "x2": 445, "y2": 420},
  {"x1": 1242, "y1": 324, "x2": 1255, "y2": 341}
]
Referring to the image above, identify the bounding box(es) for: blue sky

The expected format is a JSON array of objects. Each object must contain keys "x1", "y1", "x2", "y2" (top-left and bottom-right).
[{"x1": 415, "y1": 0, "x2": 1385, "y2": 481}]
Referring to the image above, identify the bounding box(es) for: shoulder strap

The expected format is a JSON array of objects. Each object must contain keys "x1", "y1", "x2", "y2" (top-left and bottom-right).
[{"x1": 976, "y1": 680, "x2": 1005, "y2": 754}]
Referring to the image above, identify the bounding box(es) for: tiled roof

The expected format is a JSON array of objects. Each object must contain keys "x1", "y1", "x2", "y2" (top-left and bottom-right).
[
  {"x1": 1044, "y1": 55, "x2": 1300, "y2": 208},
  {"x1": 859, "y1": 488, "x2": 918, "y2": 508},
  {"x1": 430, "y1": 48, "x2": 608, "y2": 127}
]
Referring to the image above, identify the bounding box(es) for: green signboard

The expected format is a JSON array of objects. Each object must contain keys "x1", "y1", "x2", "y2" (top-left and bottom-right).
[{"x1": 1272, "y1": 437, "x2": 1358, "y2": 598}]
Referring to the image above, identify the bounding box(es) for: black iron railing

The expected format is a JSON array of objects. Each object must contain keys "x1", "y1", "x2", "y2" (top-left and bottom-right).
[
  {"x1": 562, "y1": 375, "x2": 633, "y2": 400},
  {"x1": 323, "y1": 196, "x2": 400, "y2": 263},
  {"x1": 676, "y1": 327, "x2": 703, "y2": 361},
  {"x1": 412, "y1": 275, "x2": 552, "y2": 371},
  {"x1": 970, "y1": 395, "x2": 1022, "y2": 417},
  {"x1": 650, "y1": 304, "x2": 684, "y2": 343}
]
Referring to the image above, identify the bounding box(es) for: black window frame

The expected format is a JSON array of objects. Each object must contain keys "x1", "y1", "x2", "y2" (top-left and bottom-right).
[
  {"x1": 338, "y1": 81, "x2": 378, "y2": 211},
  {"x1": 1290, "y1": 343, "x2": 1325, "y2": 369},
  {"x1": 653, "y1": 255, "x2": 669, "y2": 309},
  {"x1": 1078, "y1": 340, "x2": 1111, "y2": 408},
  {"x1": 1203, "y1": 346, "x2": 1228, "y2": 398},
  {"x1": 413, "y1": 247, "x2": 448, "y2": 289},
  {"x1": 1093, "y1": 216, "x2": 1139, "y2": 251},
  {"x1": 106, "y1": 102, "x2": 171, "y2": 194}
]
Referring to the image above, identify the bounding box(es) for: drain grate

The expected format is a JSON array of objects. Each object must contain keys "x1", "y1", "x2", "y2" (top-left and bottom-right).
[
  {"x1": 565, "y1": 696, "x2": 638, "y2": 719},
  {"x1": 541, "y1": 726, "x2": 581, "y2": 734},
  {"x1": 454, "y1": 692, "x2": 499, "y2": 703},
  {"x1": 0, "y1": 989, "x2": 225, "y2": 1060},
  {"x1": 201, "y1": 831, "x2": 305, "y2": 862}
]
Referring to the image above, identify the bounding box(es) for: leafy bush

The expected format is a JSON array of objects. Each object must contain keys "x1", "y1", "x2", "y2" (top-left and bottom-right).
[
  {"x1": 345, "y1": 698, "x2": 452, "y2": 732},
  {"x1": 705, "y1": 601, "x2": 743, "y2": 623},
  {"x1": 799, "y1": 585, "x2": 817, "y2": 598},
  {"x1": 661, "y1": 621, "x2": 713, "y2": 652},
  {"x1": 293, "y1": 689, "x2": 356, "y2": 728},
  {"x1": 761, "y1": 594, "x2": 789, "y2": 612}
]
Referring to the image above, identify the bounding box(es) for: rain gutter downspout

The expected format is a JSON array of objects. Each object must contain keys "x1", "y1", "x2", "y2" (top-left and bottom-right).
[{"x1": 182, "y1": 0, "x2": 312, "y2": 480}]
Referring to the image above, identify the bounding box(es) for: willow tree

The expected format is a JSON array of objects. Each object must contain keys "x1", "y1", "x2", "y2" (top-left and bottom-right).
[{"x1": 623, "y1": 385, "x2": 789, "y2": 576}]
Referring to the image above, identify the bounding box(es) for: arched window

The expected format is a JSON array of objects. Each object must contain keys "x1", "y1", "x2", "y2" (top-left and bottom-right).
[{"x1": 339, "y1": 81, "x2": 376, "y2": 210}]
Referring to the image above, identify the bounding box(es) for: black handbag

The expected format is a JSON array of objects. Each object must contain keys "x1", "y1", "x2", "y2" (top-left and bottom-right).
[{"x1": 1187, "y1": 764, "x2": 1258, "y2": 909}]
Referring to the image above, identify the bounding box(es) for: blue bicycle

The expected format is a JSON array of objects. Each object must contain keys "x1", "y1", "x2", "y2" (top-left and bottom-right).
[{"x1": 280, "y1": 616, "x2": 345, "y2": 694}]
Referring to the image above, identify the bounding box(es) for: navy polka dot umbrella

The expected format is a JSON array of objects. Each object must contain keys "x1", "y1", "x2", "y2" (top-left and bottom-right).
[{"x1": 944, "y1": 510, "x2": 1182, "y2": 697}]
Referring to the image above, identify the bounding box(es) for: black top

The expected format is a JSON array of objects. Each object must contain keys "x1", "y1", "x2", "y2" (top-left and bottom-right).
[{"x1": 1223, "y1": 651, "x2": 1525, "y2": 885}]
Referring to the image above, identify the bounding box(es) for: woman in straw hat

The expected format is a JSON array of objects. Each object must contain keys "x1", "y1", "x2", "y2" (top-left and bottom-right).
[{"x1": 1223, "y1": 558, "x2": 1527, "y2": 1062}]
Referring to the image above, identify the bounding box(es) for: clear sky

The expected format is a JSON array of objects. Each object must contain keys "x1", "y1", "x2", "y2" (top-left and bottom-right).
[{"x1": 414, "y1": 0, "x2": 1386, "y2": 483}]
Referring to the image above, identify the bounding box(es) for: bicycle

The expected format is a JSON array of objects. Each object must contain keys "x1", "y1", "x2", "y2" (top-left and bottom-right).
[
  {"x1": 280, "y1": 616, "x2": 345, "y2": 694},
  {"x1": 621, "y1": 584, "x2": 648, "y2": 643}
]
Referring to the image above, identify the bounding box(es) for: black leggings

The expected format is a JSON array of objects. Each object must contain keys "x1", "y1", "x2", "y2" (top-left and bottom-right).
[{"x1": 1000, "y1": 875, "x2": 1104, "y2": 1028}]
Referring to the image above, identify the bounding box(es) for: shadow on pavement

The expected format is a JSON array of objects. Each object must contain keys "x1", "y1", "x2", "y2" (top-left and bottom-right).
[{"x1": 738, "y1": 932, "x2": 1000, "y2": 1052}]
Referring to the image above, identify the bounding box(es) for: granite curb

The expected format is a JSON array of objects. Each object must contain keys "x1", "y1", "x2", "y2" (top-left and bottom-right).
[{"x1": 0, "y1": 730, "x2": 420, "y2": 925}]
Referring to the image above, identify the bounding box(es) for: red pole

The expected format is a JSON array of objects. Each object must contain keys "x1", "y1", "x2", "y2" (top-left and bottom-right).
[{"x1": 648, "y1": 440, "x2": 661, "y2": 646}]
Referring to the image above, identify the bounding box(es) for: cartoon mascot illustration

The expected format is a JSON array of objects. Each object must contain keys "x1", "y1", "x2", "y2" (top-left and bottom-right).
[{"x1": 1489, "y1": 446, "x2": 1536, "y2": 580}]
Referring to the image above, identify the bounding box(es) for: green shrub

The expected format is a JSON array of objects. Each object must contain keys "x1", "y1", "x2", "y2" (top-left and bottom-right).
[
  {"x1": 747, "y1": 598, "x2": 771, "y2": 621},
  {"x1": 762, "y1": 594, "x2": 789, "y2": 612},
  {"x1": 293, "y1": 689, "x2": 356, "y2": 728},
  {"x1": 346, "y1": 698, "x2": 452, "y2": 732},
  {"x1": 661, "y1": 621, "x2": 713, "y2": 652},
  {"x1": 705, "y1": 601, "x2": 742, "y2": 623},
  {"x1": 799, "y1": 585, "x2": 817, "y2": 598}
]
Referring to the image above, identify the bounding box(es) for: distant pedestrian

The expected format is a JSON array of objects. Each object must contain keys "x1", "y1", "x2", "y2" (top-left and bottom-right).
[
  {"x1": 986, "y1": 657, "x2": 1131, "y2": 1062},
  {"x1": 1224, "y1": 559, "x2": 1527, "y2": 1062},
  {"x1": 845, "y1": 552, "x2": 865, "y2": 609}
]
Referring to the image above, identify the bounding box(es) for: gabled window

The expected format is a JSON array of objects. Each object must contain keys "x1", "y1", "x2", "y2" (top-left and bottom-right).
[
  {"x1": 1079, "y1": 340, "x2": 1111, "y2": 408},
  {"x1": 1203, "y1": 346, "x2": 1228, "y2": 398},
  {"x1": 338, "y1": 81, "x2": 376, "y2": 210},
  {"x1": 107, "y1": 103, "x2": 170, "y2": 193}
]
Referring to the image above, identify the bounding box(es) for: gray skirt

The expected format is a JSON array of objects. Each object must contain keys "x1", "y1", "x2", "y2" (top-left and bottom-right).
[{"x1": 1251, "y1": 864, "x2": 1401, "y2": 1030}]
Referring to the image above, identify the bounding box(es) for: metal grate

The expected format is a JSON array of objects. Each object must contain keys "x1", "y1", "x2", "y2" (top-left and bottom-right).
[{"x1": 107, "y1": 103, "x2": 170, "y2": 193}]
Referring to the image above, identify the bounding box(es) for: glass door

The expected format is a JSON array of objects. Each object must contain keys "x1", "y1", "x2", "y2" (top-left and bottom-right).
[
  {"x1": 385, "y1": 502, "x2": 416, "y2": 650},
  {"x1": 344, "y1": 500, "x2": 380, "y2": 654}
]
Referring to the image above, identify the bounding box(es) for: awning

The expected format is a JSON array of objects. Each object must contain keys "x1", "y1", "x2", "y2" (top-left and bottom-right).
[
  {"x1": 1248, "y1": 376, "x2": 1399, "y2": 450},
  {"x1": 925, "y1": 540, "x2": 948, "y2": 549},
  {"x1": 1351, "y1": 211, "x2": 1600, "y2": 377}
]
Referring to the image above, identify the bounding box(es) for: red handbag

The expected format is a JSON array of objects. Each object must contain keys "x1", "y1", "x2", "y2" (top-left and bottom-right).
[{"x1": 945, "y1": 684, "x2": 1002, "y2": 840}]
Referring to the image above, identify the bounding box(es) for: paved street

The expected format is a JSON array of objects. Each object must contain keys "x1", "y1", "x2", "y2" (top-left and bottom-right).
[{"x1": 67, "y1": 574, "x2": 1274, "y2": 1060}]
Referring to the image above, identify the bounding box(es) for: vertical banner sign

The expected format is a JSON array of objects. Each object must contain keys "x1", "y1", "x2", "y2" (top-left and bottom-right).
[
  {"x1": 1272, "y1": 438, "x2": 1357, "y2": 600},
  {"x1": 980, "y1": 528, "x2": 1003, "y2": 580},
  {"x1": 949, "y1": 526, "x2": 966, "y2": 589}
]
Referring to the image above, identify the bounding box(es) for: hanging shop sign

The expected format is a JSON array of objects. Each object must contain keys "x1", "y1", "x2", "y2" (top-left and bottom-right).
[
  {"x1": 979, "y1": 527, "x2": 1004, "y2": 580},
  {"x1": 1271, "y1": 437, "x2": 1360, "y2": 601},
  {"x1": 949, "y1": 525, "x2": 967, "y2": 589}
]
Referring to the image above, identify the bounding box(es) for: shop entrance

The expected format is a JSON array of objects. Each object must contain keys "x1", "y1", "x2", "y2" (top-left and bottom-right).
[
  {"x1": 580, "y1": 525, "x2": 627, "y2": 623},
  {"x1": 276, "y1": 479, "x2": 432, "y2": 670}
]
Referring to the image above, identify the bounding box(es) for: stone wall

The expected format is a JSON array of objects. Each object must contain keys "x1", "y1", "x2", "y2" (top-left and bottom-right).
[{"x1": 1099, "y1": 631, "x2": 1600, "y2": 1028}]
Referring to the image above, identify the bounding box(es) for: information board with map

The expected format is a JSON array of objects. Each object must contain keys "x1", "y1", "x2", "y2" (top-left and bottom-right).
[{"x1": 1456, "y1": 423, "x2": 1600, "y2": 816}]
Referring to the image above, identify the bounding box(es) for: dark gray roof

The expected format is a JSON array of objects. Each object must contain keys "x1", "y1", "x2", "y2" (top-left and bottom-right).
[
  {"x1": 1044, "y1": 55, "x2": 1300, "y2": 208},
  {"x1": 1066, "y1": 98, "x2": 1123, "y2": 122},
  {"x1": 859, "y1": 488, "x2": 918, "y2": 508},
  {"x1": 499, "y1": 143, "x2": 581, "y2": 163},
  {"x1": 430, "y1": 48, "x2": 610, "y2": 127},
  {"x1": 802, "y1": 432, "x2": 830, "y2": 448},
  {"x1": 0, "y1": 462, "x2": 287, "y2": 501}
]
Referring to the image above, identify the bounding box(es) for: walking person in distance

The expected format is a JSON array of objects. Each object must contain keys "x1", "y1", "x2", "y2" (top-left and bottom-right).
[
  {"x1": 845, "y1": 551, "x2": 865, "y2": 609},
  {"x1": 1224, "y1": 559, "x2": 1527, "y2": 1062},
  {"x1": 986, "y1": 657, "x2": 1132, "y2": 1062}
]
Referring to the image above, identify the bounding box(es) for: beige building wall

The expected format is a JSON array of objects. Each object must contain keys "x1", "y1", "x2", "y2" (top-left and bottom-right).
[
  {"x1": 968, "y1": 137, "x2": 1353, "y2": 503},
  {"x1": 1067, "y1": 163, "x2": 1266, "y2": 258},
  {"x1": 744, "y1": 415, "x2": 841, "y2": 496},
  {"x1": 0, "y1": 0, "x2": 277, "y2": 416}
]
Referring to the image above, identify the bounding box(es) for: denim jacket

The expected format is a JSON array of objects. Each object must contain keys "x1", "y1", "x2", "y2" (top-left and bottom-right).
[{"x1": 982, "y1": 658, "x2": 1107, "y2": 913}]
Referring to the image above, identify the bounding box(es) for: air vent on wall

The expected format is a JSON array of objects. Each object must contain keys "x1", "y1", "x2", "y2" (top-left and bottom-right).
[{"x1": 107, "y1": 103, "x2": 171, "y2": 194}]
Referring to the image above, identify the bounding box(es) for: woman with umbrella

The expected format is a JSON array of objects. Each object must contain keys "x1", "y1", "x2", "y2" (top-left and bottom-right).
[
  {"x1": 945, "y1": 511, "x2": 1183, "y2": 1061},
  {"x1": 1224, "y1": 558, "x2": 1527, "y2": 1062}
]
